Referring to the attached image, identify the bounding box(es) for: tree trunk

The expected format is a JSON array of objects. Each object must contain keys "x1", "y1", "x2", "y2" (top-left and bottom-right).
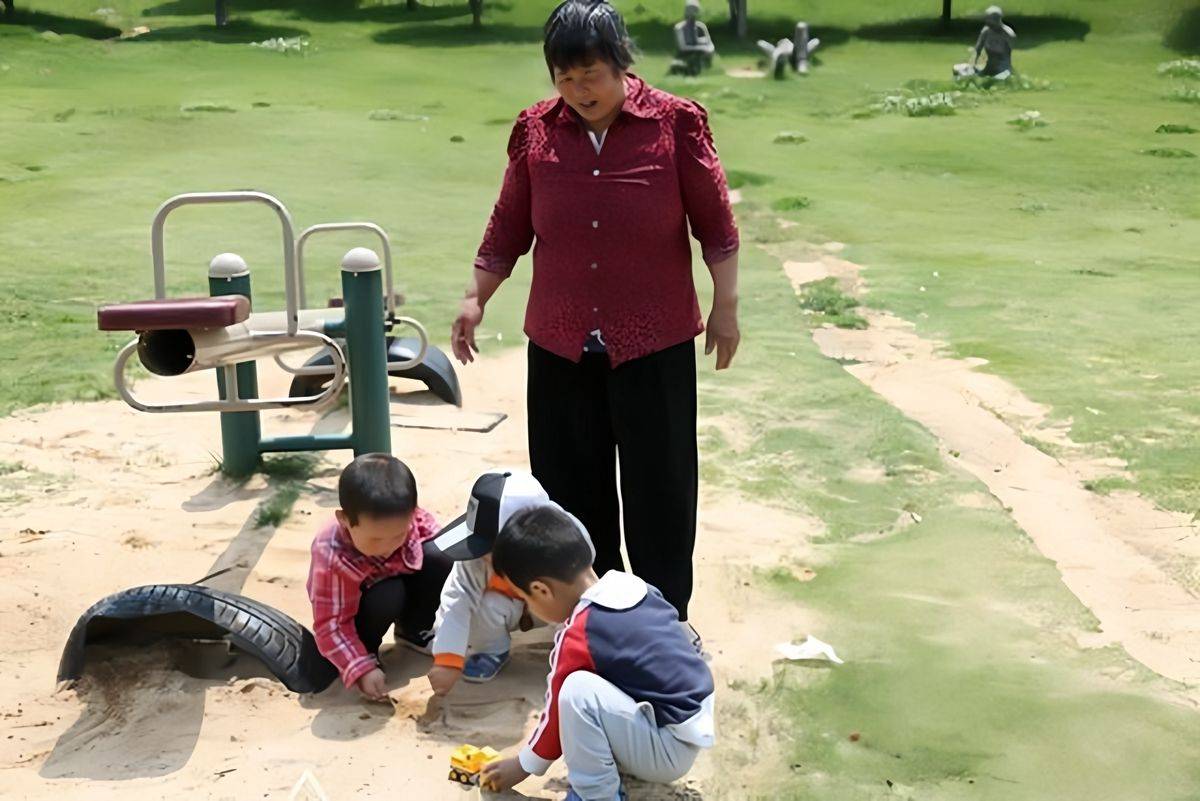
[
  {"x1": 735, "y1": 0, "x2": 747, "y2": 39},
  {"x1": 4, "y1": 0, "x2": 15, "y2": 21},
  {"x1": 214, "y1": 0, "x2": 228, "y2": 27},
  {"x1": 941, "y1": 0, "x2": 952, "y2": 25},
  {"x1": 469, "y1": 0, "x2": 481, "y2": 27},
  {"x1": 406, "y1": 0, "x2": 417, "y2": 10}
]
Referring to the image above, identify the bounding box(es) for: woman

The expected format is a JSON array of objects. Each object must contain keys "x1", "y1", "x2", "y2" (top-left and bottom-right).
[{"x1": 451, "y1": 0, "x2": 739, "y2": 641}]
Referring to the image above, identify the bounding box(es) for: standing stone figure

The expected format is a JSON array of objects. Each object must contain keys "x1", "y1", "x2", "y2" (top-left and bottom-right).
[
  {"x1": 973, "y1": 5, "x2": 1016, "y2": 78},
  {"x1": 670, "y1": 0, "x2": 716, "y2": 76}
]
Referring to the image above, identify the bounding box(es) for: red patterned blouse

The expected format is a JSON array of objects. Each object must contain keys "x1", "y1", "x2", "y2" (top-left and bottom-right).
[{"x1": 474, "y1": 74, "x2": 739, "y2": 367}]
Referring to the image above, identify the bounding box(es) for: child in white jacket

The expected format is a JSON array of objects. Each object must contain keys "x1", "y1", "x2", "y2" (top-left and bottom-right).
[{"x1": 426, "y1": 469, "x2": 592, "y2": 693}]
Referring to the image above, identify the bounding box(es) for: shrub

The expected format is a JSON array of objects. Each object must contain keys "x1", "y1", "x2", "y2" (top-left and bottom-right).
[
  {"x1": 772, "y1": 196, "x2": 811, "y2": 212},
  {"x1": 1008, "y1": 110, "x2": 1048, "y2": 130},
  {"x1": 1171, "y1": 87, "x2": 1200, "y2": 104},
  {"x1": 250, "y1": 36, "x2": 311, "y2": 55},
  {"x1": 181, "y1": 103, "x2": 236, "y2": 113},
  {"x1": 798, "y1": 278, "x2": 868, "y2": 329},
  {"x1": 876, "y1": 89, "x2": 961, "y2": 117},
  {"x1": 1158, "y1": 59, "x2": 1200, "y2": 79},
  {"x1": 1139, "y1": 147, "x2": 1196, "y2": 158}
]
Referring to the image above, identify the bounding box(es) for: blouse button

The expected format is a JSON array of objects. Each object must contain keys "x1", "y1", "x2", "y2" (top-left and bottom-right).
[
  {"x1": 592, "y1": 169, "x2": 600, "y2": 176},
  {"x1": 591, "y1": 220, "x2": 599, "y2": 229},
  {"x1": 590, "y1": 262, "x2": 598, "y2": 270}
]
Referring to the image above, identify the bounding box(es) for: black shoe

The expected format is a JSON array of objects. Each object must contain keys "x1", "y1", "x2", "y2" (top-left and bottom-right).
[
  {"x1": 680, "y1": 621, "x2": 711, "y2": 662},
  {"x1": 394, "y1": 629, "x2": 434, "y2": 656}
]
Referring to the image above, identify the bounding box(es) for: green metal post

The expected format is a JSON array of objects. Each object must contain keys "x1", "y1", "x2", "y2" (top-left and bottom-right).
[
  {"x1": 340, "y1": 247, "x2": 392, "y2": 456},
  {"x1": 208, "y1": 253, "x2": 262, "y2": 477}
]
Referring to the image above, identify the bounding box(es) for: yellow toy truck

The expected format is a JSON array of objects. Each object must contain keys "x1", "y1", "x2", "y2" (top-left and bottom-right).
[{"x1": 448, "y1": 744, "x2": 501, "y2": 787}]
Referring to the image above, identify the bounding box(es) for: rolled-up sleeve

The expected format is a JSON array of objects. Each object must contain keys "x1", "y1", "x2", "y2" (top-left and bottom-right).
[
  {"x1": 474, "y1": 115, "x2": 534, "y2": 277},
  {"x1": 675, "y1": 101, "x2": 739, "y2": 267}
]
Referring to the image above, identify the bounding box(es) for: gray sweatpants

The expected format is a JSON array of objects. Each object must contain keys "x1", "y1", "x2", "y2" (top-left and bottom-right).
[{"x1": 559, "y1": 671, "x2": 701, "y2": 800}]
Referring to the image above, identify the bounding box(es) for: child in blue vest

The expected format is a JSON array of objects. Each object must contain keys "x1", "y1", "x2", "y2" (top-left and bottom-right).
[{"x1": 480, "y1": 505, "x2": 715, "y2": 801}]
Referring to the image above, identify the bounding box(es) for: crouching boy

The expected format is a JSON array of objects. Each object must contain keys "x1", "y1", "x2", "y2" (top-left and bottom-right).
[
  {"x1": 480, "y1": 505, "x2": 715, "y2": 801},
  {"x1": 425, "y1": 469, "x2": 556, "y2": 691}
]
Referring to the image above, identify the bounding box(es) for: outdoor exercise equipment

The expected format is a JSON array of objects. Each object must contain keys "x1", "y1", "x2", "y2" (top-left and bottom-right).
[
  {"x1": 64, "y1": 191, "x2": 465, "y2": 690},
  {"x1": 282, "y1": 221, "x2": 462, "y2": 409},
  {"x1": 97, "y1": 191, "x2": 460, "y2": 478},
  {"x1": 57, "y1": 584, "x2": 339, "y2": 694}
]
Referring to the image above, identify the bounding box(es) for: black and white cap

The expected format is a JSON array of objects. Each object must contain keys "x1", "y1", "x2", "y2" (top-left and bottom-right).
[{"x1": 432, "y1": 470, "x2": 551, "y2": 560}]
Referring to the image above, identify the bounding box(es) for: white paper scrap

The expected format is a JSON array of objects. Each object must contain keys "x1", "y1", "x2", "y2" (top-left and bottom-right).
[{"x1": 775, "y1": 635, "x2": 844, "y2": 665}]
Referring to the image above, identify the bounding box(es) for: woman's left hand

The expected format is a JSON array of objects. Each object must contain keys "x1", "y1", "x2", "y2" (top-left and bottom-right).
[{"x1": 705, "y1": 300, "x2": 740, "y2": 370}]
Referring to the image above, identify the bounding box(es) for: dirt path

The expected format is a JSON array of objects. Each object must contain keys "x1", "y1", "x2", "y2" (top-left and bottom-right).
[
  {"x1": 780, "y1": 244, "x2": 1200, "y2": 701},
  {"x1": 0, "y1": 345, "x2": 819, "y2": 798}
]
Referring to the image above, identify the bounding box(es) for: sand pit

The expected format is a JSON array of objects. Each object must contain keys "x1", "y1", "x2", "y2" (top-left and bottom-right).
[
  {"x1": 0, "y1": 344, "x2": 819, "y2": 798},
  {"x1": 782, "y1": 244, "x2": 1200, "y2": 700}
]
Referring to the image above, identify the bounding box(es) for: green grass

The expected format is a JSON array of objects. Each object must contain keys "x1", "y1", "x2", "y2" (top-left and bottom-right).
[
  {"x1": 771, "y1": 194, "x2": 812, "y2": 212},
  {"x1": 251, "y1": 453, "x2": 321, "y2": 525},
  {"x1": 1156, "y1": 122, "x2": 1199, "y2": 132},
  {"x1": 253, "y1": 481, "x2": 302, "y2": 528},
  {"x1": 3, "y1": 0, "x2": 1200, "y2": 795},
  {"x1": 796, "y1": 277, "x2": 867, "y2": 329},
  {"x1": 259, "y1": 452, "x2": 322, "y2": 480},
  {"x1": 763, "y1": 507, "x2": 1200, "y2": 799}
]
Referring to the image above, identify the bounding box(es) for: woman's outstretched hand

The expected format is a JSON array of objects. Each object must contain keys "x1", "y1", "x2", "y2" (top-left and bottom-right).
[
  {"x1": 450, "y1": 296, "x2": 484, "y2": 365},
  {"x1": 705, "y1": 299, "x2": 740, "y2": 370}
]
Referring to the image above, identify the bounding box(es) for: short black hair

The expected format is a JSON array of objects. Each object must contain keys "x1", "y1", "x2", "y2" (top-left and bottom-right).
[
  {"x1": 338, "y1": 453, "x2": 417, "y2": 525},
  {"x1": 543, "y1": 0, "x2": 635, "y2": 78},
  {"x1": 492, "y1": 505, "x2": 594, "y2": 592}
]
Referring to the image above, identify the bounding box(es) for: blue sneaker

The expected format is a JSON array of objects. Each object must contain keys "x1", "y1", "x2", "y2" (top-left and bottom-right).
[
  {"x1": 564, "y1": 788, "x2": 627, "y2": 801},
  {"x1": 461, "y1": 650, "x2": 510, "y2": 683}
]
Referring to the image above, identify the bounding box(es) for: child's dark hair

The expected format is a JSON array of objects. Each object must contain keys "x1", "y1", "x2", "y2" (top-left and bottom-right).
[
  {"x1": 338, "y1": 453, "x2": 417, "y2": 525},
  {"x1": 492, "y1": 505, "x2": 593, "y2": 592},
  {"x1": 543, "y1": 0, "x2": 635, "y2": 78}
]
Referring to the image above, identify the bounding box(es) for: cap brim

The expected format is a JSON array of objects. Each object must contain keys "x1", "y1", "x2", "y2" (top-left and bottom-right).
[{"x1": 431, "y1": 512, "x2": 494, "y2": 561}]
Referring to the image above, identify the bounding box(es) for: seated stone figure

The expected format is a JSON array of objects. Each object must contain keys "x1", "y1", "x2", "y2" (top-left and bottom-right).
[
  {"x1": 670, "y1": 0, "x2": 715, "y2": 76},
  {"x1": 972, "y1": 5, "x2": 1017, "y2": 78}
]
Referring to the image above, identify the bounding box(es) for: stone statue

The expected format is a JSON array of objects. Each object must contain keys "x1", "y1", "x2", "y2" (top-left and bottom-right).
[
  {"x1": 967, "y1": 5, "x2": 1016, "y2": 79},
  {"x1": 757, "y1": 22, "x2": 819, "y2": 79},
  {"x1": 791, "y1": 21, "x2": 819, "y2": 74},
  {"x1": 669, "y1": 0, "x2": 715, "y2": 76},
  {"x1": 757, "y1": 38, "x2": 794, "y2": 80}
]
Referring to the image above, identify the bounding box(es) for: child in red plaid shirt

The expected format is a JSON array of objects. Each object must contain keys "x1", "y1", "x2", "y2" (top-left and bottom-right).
[{"x1": 306, "y1": 453, "x2": 452, "y2": 700}]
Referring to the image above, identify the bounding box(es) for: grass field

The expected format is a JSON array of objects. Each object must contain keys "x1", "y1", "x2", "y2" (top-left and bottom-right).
[{"x1": 3, "y1": 0, "x2": 1200, "y2": 797}]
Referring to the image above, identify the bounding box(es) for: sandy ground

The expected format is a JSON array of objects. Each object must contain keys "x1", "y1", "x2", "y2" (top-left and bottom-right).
[
  {"x1": 0, "y1": 344, "x2": 820, "y2": 799},
  {"x1": 782, "y1": 245, "x2": 1200, "y2": 701}
]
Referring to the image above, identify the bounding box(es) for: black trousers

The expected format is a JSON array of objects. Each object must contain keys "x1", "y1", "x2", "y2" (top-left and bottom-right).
[
  {"x1": 528, "y1": 340, "x2": 698, "y2": 620},
  {"x1": 354, "y1": 540, "x2": 453, "y2": 654}
]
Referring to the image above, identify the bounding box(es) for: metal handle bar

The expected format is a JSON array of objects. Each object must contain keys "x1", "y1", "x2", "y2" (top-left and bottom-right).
[
  {"x1": 152, "y1": 191, "x2": 300, "y2": 336},
  {"x1": 114, "y1": 330, "x2": 346, "y2": 413}
]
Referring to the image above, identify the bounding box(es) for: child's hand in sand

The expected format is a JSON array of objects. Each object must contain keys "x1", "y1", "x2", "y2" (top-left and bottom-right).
[
  {"x1": 426, "y1": 665, "x2": 461, "y2": 696},
  {"x1": 356, "y1": 667, "x2": 389, "y2": 701},
  {"x1": 480, "y1": 756, "x2": 529, "y2": 792}
]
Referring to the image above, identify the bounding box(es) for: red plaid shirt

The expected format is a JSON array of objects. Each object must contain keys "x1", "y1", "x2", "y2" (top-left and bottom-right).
[
  {"x1": 306, "y1": 509, "x2": 439, "y2": 688},
  {"x1": 475, "y1": 74, "x2": 739, "y2": 366}
]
